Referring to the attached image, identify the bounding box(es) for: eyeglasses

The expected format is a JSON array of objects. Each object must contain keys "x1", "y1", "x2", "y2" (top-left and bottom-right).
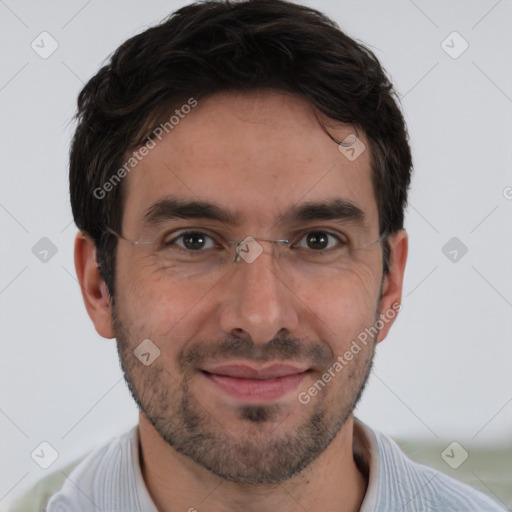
[{"x1": 103, "y1": 225, "x2": 387, "y2": 279}]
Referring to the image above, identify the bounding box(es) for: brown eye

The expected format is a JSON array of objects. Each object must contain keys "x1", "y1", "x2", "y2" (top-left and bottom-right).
[
  {"x1": 307, "y1": 232, "x2": 328, "y2": 250},
  {"x1": 295, "y1": 231, "x2": 346, "y2": 251},
  {"x1": 164, "y1": 231, "x2": 216, "y2": 251}
]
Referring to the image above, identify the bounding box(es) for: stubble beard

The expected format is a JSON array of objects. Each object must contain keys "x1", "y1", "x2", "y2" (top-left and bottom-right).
[{"x1": 112, "y1": 303, "x2": 376, "y2": 486}]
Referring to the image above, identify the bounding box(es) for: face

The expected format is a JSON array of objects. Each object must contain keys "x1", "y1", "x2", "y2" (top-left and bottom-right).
[{"x1": 109, "y1": 90, "x2": 397, "y2": 485}]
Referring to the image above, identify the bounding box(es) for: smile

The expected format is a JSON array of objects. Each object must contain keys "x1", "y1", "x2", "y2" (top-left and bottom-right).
[{"x1": 199, "y1": 363, "x2": 311, "y2": 403}]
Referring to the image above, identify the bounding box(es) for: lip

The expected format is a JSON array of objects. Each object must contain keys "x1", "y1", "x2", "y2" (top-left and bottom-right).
[
  {"x1": 200, "y1": 363, "x2": 309, "y2": 379},
  {"x1": 199, "y1": 363, "x2": 310, "y2": 403}
]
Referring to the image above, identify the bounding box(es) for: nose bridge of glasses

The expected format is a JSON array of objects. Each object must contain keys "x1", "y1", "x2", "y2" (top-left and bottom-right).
[{"x1": 229, "y1": 236, "x2": 289, "y2": 263}]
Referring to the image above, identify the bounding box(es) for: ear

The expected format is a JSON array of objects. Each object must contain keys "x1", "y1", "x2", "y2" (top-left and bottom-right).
[
  {"x1": 74, "y1": 231, "x2": 115, "y2": 339},
  {"x1": 376, "y1": 229, "x2": 408, "y2": 343}
]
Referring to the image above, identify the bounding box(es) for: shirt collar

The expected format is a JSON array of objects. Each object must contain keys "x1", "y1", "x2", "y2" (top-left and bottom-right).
[
  {"x1": 353, "y1": 417, "x2": 380, "y2": 512},
  {"x1": 131, "y1": 425, "x2": 159, "y2": 512}
]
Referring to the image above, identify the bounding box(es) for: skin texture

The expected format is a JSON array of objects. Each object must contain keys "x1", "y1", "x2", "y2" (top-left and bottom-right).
[{"x1": 75, "y1": 90, "x2": 408, "y2": 511}]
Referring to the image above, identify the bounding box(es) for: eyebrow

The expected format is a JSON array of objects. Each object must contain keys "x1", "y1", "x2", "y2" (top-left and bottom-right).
[{"x1": 141, "y1": 196, "x2": 366, "y2": 228}]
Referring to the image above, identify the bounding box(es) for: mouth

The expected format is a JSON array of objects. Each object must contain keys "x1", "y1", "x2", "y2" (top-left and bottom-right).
[{"x1": 199, "y1": 363, "x2": 311, "y2": 403}]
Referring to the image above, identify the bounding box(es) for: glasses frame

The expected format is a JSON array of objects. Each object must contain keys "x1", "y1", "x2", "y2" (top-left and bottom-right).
[{"x1": 103, "y1": 226, "x2": 388, "y2": 265}]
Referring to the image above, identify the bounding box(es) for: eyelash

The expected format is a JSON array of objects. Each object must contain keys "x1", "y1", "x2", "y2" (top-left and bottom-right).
[{"x1": 161, "y1": 229, "x2": 349, "y2": 252}]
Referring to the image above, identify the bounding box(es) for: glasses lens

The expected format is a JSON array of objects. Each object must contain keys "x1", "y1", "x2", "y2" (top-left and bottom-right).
[{"x1": 116, "y1": 225, "x2": 382, "y2": 279}]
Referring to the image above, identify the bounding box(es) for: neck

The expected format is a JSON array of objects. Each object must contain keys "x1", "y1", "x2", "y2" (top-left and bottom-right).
[{"x1": 138, "y1": 413, "x2": 369, "y2": 512}]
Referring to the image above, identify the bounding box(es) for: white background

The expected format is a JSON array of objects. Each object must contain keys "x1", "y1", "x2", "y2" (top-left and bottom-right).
[{"x1": 1, "y1": 0, "x2": 511, "y2": 509}]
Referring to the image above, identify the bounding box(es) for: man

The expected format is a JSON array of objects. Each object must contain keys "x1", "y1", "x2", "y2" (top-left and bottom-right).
[{"x1": 11, "y1": 0, "x2": 506, "y2": 510}]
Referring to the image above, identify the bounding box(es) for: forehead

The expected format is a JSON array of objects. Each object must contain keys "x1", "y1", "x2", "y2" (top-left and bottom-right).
[{"x1": 121, "y1": 90, "x2": 378, "y2": 233}]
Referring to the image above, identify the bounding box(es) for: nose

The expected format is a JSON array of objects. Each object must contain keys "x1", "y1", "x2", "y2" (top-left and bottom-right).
[{"x1": 218, "y1": 247, "x2": 300, "y2": 345}]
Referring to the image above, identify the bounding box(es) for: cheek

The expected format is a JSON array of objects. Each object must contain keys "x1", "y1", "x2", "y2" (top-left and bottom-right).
[
  {"x1": 117, "y1": 256, "x2": 211, "y2": 343},
  {"x1": 138, "y1": 284, "x2": 204, "y2": 330},
  {"x1": 351, "y1": 260, "x2": 382, "y2": 299},
  {"x1": 296, "y1": 264, "x2": 380, "y2": 344}
]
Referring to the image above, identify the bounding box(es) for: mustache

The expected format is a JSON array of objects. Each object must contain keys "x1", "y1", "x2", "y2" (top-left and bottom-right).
[{"x1": 177, "y1": 334, "x2": 333, "y2": 372}]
